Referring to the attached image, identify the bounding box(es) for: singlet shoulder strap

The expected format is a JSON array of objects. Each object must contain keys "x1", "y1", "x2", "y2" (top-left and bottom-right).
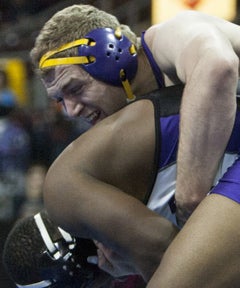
[{"x1": 141, "y1": 31, "x2": 165, "y2": 89}]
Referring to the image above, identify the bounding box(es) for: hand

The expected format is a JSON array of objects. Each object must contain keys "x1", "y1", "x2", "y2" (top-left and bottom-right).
[
  {"x1": 175, "y1": 202, "x2": 193, "y2": 228},
  {"x1": 87, "y1": 240, "x2": 138, "y2": 278},
  {"x1": 175, "y1": 195, "x2": 201, "y2": 227}
]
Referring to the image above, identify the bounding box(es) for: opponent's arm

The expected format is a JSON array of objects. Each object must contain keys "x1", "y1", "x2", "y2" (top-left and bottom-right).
[
  {"x1": 43, "y1": 99, "x2": 178, "y2": 281},
  {"x1": 147, "y1": 193, "x2": 240, "y2": 288},
  {"x1": 146, "y1": 11, "x2": 238, "y2": 225}
]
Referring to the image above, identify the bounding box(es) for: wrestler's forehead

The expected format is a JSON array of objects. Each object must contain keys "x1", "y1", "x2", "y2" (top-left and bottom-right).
[
  {"x1": 41, "y1": 65, "x2": 90, "y2": 99},
  {"x1": 42, "y1": 65, "x2": 89, "y2": 90}
]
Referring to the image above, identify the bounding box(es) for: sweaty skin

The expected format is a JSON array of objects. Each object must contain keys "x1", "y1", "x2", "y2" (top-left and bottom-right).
[
  {"x1": 144, "y1": 11, "x2": 239, "y2": 224},
  {"x1": 32, "y1": 6, "x2": 240, "y2": 283},
  {"x1": 44, "y1": 11, "x2": 240, "y2": 226},
  {"x1": 44, "y1": 99, "x2": 179, "y2": 281}
]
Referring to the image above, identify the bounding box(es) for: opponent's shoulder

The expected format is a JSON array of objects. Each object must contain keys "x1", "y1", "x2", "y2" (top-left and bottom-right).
[
  {"x1": 98, "y1": 98, "x2": 155, "y2": 137},
  {"x1": 55, "y1": 98, "x2": 155, "y2": 177},
  {"x1": 93, "y1": 98, "x2": 156, "y2": 157}
]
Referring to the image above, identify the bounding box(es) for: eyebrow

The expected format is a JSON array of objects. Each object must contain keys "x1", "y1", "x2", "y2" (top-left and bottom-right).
[{"x1": 62, "y1": 79, "x2": 84, "y2": 94}]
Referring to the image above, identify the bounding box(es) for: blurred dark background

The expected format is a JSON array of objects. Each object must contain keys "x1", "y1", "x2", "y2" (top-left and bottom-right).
[{"x1": 0, "y1": 0, "x2": 239, "y2": 287}]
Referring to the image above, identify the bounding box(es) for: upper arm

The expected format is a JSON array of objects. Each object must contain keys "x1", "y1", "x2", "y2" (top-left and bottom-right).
[
  {"x1": 43, "y1": 99, "x2": 156, "y2": 242},
  {"x1": 145, "y1": 11, "x2": 239, "y2": 83},
  {"x1": 43, "y1": 99, "x2": 180, "y2": 280}
]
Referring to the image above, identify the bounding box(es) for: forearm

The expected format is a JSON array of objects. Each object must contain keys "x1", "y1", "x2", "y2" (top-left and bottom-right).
[
  {"x1": 92, "y1": 217, "x2": 179, "y2": 281},
  {"x1": 134, "y1": 215, "x2": 178, "y2": 281},
  {"x1": 176, "y1": 60, "x2": 238, "y2": 223},
  {"x1": 44, "y1": 169, "x2": 178, "y2": 281}
]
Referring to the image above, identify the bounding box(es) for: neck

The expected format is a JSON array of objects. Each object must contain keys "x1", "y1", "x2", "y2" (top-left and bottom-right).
[{"x1": 131, "y1": 48, "x2": 159, "y2": 98}]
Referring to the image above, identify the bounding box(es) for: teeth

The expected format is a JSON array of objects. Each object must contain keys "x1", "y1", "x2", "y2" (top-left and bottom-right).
[
  {"x1": 85, "y1": 111, "x2": 101, "y2": 123},
  {"x1": 88, "y1": 111, "x2": 100, "y2": 122}
]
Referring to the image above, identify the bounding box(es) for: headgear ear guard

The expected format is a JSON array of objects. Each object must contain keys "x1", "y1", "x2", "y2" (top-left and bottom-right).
[
  {"x1": 16, "y1": 212, "x2": 98, "y2": 288},
  {"x1": 39, "y1": 27, "x2": 138, "y2": 101}
]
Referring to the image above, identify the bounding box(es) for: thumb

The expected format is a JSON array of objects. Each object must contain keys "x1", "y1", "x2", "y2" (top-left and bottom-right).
[{"x1": 87, "y1": 255, "x2": 98, "y2": 265}]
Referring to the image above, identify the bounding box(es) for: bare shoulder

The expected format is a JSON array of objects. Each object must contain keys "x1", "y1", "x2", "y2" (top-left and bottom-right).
[
  {"x1": 57, "y1": 98, "x2": 156, "y2": 173},
  {"x1": 144, "y1": 10, "x2": 240, "y2": 82},
  {"x1": 80, "y1": 98, "x2": 155, "y2": 143},
  {"x1": 54, "y1": 98, "x2": 156, "y2": 200},
  {"x1": 90, "y1": 98, "x2": 156, "y2": 156},
  {"x1": 110, "y1": 98, "x2": 155, "y2": 129}
]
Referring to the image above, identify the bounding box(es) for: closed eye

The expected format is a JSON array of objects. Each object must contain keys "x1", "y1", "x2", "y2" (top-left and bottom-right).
[
  {"x1": 68, "y1": 85, "x2": 83, "y2": 96},
  {"x1": 56, "y1": 97, "x2": 63, "y2": 103},
  {"x1": 52, "y1": 92, "x2": 63, "y2": 103}
]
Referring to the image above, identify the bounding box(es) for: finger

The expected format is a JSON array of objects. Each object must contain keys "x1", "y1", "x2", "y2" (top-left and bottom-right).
[
  {"x1": 97, "y1": 249, "x2": 115, "y2": 272},
  {"x1": 87, "y1": 255, "x2": 98, "y2": 265},
  {"x1": 93, "y1": 240, "x2": 106, "y2": 250},
  {"x1": 94, "y1": 241, "x2": 116, "y2": 261}
]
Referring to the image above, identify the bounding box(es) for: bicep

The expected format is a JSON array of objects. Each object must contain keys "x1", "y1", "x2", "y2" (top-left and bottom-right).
[
  {"x1": 44, "y1": 152, "x2": 159, "y2": 256},
  {"x1": 147, "y1": 11, "x2": 236, "y2": 83},
  {"x1": 43, "y1": 124, "x2": 129, "y2": 235},
  {"x1": 43, "y1": 100, "x2": 155, "y2": 245}
]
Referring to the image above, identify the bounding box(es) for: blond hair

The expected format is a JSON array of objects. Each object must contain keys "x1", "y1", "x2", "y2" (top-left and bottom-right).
[{"x1": 30, "y1": 4, "x2": 140, "y2": 70}]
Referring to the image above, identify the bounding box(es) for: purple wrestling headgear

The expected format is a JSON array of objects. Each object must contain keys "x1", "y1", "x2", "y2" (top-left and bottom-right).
[
  {"x1": 78, "y1": 27, "x2": 138, "y2": 86},
  {"x1": 39, "y1": 28, "x2": 138, "y2": 101}
]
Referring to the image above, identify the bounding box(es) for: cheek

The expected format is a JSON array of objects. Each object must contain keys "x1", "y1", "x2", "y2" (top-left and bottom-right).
[
  {"x1": 87, "y1": 81, "x2": 126, "y2": 113},
  {"x1": 104, "y1": 91, "x2": 126, "y2": 114},
  {"x1": 111, "y1": 87, "x2": 127, "y2": 106},
  {"x1": 85, "y1": 82, "x2": 106, "y2": 101}
]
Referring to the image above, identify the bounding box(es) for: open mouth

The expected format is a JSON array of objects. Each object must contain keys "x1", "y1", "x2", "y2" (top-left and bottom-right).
[{"x1": 86, "y1": 110, "x2": 101, "y2": 125}]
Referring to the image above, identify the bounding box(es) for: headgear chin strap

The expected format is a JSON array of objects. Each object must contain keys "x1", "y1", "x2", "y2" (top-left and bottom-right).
[
  {"x1": 16, "y1": 280, "x2": 52, "y2": 288},
  {"x1": 16, "y1": 212, "x2": 76, "y2": 288},
  {"x1": 39, "y1": 27, "x2": 138, "y2": 101}
]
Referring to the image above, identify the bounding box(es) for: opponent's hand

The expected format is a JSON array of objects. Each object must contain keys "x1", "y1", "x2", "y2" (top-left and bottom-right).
[
  {"x1": 87, "y1": 240, "x2": 138, "y2": 278},
  {"x1": 175, "y1": 202, "x2": 192, "y2": 227},
  {"x1": 175, "y1": 195, "x2": 201, "y2": 227}
]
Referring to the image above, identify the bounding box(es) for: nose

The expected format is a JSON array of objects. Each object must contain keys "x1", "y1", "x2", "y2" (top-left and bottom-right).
[{"x1": 63, "y1": 98, "x2": 85, "y2": 118}]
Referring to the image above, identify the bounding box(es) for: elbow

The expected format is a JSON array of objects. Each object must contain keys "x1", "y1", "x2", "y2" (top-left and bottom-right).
[
  {"x1": 218, "y1": 55, "x2": 238, "y2": 83},
  {"x1": 43, "y1": 162, "x2": 71, "y2": 229},
  {"x1": 43, "y1": 152, "x2": 90, "y2": 235},
  {"x1": 43, "y1": 165, "x2": 61, "y2": 225},
  {"x1": 206, "y1": 52, "x2": 239, "y2": 92}
]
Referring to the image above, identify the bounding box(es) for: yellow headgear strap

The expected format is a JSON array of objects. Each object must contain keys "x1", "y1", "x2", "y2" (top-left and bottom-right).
[
  {"x1": 39, "y1": 38, "x2": 96, "y2": 69},
  {"x1": 120, "y1": 69, "x2": 136, "y2": 102}
]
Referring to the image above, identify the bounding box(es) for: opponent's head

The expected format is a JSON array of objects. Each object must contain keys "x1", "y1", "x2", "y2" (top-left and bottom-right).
[
  {"x1": 30, "y1": 4, "x2": 140, "y2": 102},
  {"x1": 2, "y1": 210, "x2": 108, "y2": 287}
]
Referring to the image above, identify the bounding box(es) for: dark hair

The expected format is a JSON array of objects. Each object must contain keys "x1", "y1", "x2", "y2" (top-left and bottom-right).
[
  {"x1": 2, "y1": 210, "x2": 112, "y2": 287},
  {"x1": 2, "y1": 210, "x2": 59, "y2": 284}
]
